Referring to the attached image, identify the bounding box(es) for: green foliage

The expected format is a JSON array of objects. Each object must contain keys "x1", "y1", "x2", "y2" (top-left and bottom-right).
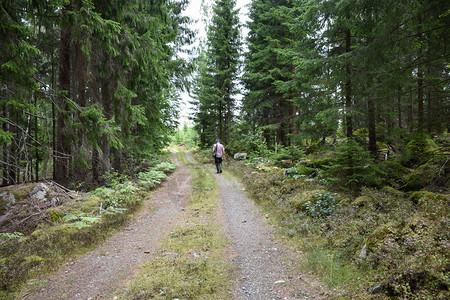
[
  {"x1": 154, "y1": 161, "x2": 176, "y2": 173},
  {"x1": 170, "y1": 124, "x2": 198, "y2": 149},
  {"x1": 305, "y1": 192, "x2": 340, "y2": 218},
  {"x1": 325, "y1": 139, "x2": 383, "y2": 191},
  {"x1": 0, "y1": 232, "x2": 24, "y2": 241},
  {"x1": 403, "y1": 133, "x2": 438, "y2": 166},
  {"x1": 285, "y1": 165, "x2": 316, "y2": 179},
  {"x1": 137, "y1": 170, "x2": 167, "y2": 190},
  {"x1": 63, "y1": 214, "x2": 101, "y2": 229},
  {"x1": 191, "y1": 0, "x2": 241, "y2": 146}
]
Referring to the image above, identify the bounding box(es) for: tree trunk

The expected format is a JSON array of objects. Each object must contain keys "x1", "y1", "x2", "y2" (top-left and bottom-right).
[
  {"x1": 101, "y1": 81, "x2": 111, "y2": 178},
  {"x1": 34, "y1": 92, "x2": 39, "y2": 182},
  {"x1": 417, "y1": 68, "x2": 424, "y2": 132},
  {"x1": 408, "y1": 88, "x2": 414, "y2": 133},
  {"x1": 368, "y1": 97, "x2": 377, "y2": 158},
  {"x1": 397, "y1": 88, "x2": 402, "y2": 128},
  {"x1": 417, "y1": 14, "x2": 424, "y2": 132},
  {"x1": 291, "y1": 102, "x2": 298, "y2": 146},
  {"x1": 55, "y1": 3, "x2": 72, "y2": 186},
  {"x1": 345, "y1": 29, "x2": 353, "y2": 137},
  {"x1": 92, "y1": 146, "x2": 99, "y2": 184},
  {"x1": 218, "y1": 101, "x2": 223, "y2": 139},
  {"x1": 75, "y1": 40, "x2": 87, "y2": 182}
]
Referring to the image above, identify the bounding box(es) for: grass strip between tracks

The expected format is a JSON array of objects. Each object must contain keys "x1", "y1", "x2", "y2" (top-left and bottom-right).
[{"x1": 122, "y1": 163, "x2": 232, "y2": 299}]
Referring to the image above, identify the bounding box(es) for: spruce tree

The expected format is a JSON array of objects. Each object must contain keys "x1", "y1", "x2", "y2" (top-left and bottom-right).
[{"x1": 192, "y1": 0, "x2": 241, "y2": 146}]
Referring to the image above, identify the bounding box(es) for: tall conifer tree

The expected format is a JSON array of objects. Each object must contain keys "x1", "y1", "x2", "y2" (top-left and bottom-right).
[{"x1": 192, "y1": 0, "x2": 241, "y2": 146}]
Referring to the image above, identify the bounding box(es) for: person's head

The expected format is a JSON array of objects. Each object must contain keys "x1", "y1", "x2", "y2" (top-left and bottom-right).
[{"x1": 216, "y1": 139, "x2": 220, "y2": 143}]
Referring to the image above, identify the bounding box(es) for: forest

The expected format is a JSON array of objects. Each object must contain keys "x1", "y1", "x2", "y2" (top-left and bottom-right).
[
  {"x1": 1, "y1": 0, "x2": 192, "y2": 187},
  {"x1": 1, "y1": 0, "x2": 448, "y2": 188},
  {"x1": 0, "y1": 0, "x2": 449, "y2": 298}
]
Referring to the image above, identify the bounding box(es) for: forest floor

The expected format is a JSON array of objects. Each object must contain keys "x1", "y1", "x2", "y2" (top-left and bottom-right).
[{"x1": 17, "y1": 152, "x2": 327, "y2": 299}]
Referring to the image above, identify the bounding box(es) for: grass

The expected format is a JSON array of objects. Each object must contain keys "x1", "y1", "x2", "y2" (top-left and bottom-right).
[{"x1": 121, "y1": 164, "x2": 233, "y2": 299}]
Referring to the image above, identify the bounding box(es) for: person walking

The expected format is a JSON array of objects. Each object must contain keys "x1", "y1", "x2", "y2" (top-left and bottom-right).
[{"x1": 212, "y1": 139, "x2": 225, "y2": 173}]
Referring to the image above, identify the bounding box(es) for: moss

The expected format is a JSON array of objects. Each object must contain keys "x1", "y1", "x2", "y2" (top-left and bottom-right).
[
  {"x1": 409, "y1": 190, "x2": 450, "y2": 218},
  {"x1": 404, "y1": 162, "x2": 441, "y2": 191},
  {"x1": 366, "y1": 221, "x2": 400, "y2": 250},
  {"x1": 404, "y1": 133, "x2": 438, "y2": 165},
  {"x1": 46, "y1": 207, "x2": 64, "y2": 222},
  {"x1": 79, "y1": 195, "x2": 102, "y2": 213},
  {"x1": 378, "y1": 160, "x2": 410, "y2": 178},
  {"x1": 352, "y1": 195, "x2": 372, "y2": 207},
  {"x1": 381, "y1": 186, "x2": 405, "y2": 198},
  {"x1": 288, "y1": 189, "x2": 327, "y2": 212}
]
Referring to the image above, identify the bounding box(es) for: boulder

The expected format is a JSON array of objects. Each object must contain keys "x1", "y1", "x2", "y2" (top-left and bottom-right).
[
  {"x1": 29, "y1": 183, "x2": 50, "y2": 201},
  {"x1": 233, "y1": 152, "x2": 247, "y2": 160},
  {"x1": 0, "y1": 191, "x2": 16, "y2": 212}
]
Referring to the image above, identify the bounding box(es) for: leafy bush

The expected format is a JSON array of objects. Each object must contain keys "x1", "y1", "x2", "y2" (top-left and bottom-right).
[
  {"x1": 137, "y1": 170, "x2": 167, "y2": 189},
  {"x1": 285, "y1": 165, "x2": 316, "y2": 179},
  {"x1": 154, "y1": 161, "x2": 176, "y2": 173},
  {"x1": 305, "y1": 192, "x2": 340, "y2": 218},
  {"x1": 102, "y1": 171, "x2": 129, "y2": 188}
]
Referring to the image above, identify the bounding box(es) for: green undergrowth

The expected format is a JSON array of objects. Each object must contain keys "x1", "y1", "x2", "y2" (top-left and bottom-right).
[
  {"x1": 228, "y1": 161, "x2": 449, "y2": 299},
  {"x1": 121, "y1": 164, "x2": 232, "y2": 299},
  {"x1": 1, "y1": 160, "x2": 176, "y2": 298}
]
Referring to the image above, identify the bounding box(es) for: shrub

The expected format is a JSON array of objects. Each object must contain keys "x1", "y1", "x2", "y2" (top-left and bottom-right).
[
  {"x1": 325, "y1": 138, "x2": 383, "y2": 192},
  {"x1": 137, "y1": 170, "x2": 167, "y2": 190},
  {"x1": 154, "y1": 161, "x2": 176, "y2": 173},
  {"x1": 305, "y1": 192, "x2": 340, "y2": 218}
]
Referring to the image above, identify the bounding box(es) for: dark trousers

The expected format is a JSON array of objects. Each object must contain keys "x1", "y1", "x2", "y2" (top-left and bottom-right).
[{"x1": 214, "y1": 156, "x2": 223, "y2": 173}]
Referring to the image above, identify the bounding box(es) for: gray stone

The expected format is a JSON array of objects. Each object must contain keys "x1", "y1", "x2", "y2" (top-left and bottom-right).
[
  {"x1": 234, "y1": 152, "x2": 247, "y2": 160},
  {"x1": 359, "y1": 244, "x2": 367, "y2": 259},
  {"x1": 30, "y1": 183, "x2": 50, "y2": 201},
  {"x1": 0, "y1": 191, "x2": 16, "y2": 210},
  {"x1": 368, "y1": 283, "x2": 384, "y2": 294}
]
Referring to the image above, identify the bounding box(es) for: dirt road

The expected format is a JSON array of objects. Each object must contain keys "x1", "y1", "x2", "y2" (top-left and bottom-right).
[{"x1": 18, "y1": 153, "x2": 326, "y2": 299}]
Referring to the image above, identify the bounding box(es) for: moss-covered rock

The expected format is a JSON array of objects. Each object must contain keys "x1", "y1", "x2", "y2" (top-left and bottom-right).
[
  {"x1": 381, "y1": 186, "x2": 405, "y2": 198},
  {"x1": 79, "y1": 195, "x2": 103, "y2": 213},
  {"x1": 404, "y1": 133, "x2": 438, "y2": 165},
  {"x1": 288, "y1": 189, "x2": 327, "y2": 212},
  {"x1": 404, "y1": 162, "x2": 441, "y2": 191},
  {"x1": 46, "y1": 207, "x2": 64, "y2": 222},
  {"x1": 409, "y1": 191, "x2": 450, "y2": 221},
  {"x1": 352, "y1": 195, "x2": 372, "y2": 207},
  {"x1": 366, "y1": 221, "x2": 402, "y2": 250},
  {"x1": 378, "y1": 160, "x2": 410, "y2": 180}
]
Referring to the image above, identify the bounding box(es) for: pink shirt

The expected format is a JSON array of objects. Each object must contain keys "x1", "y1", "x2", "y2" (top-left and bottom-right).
[{"x1": 213, "y1": 143, "x2": 225, "y2": 158}]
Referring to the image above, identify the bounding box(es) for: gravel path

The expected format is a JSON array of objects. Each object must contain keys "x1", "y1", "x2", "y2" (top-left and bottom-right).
[
  {"x1": 213, "y1": 167, "x2": 327, "y2": 300},
  {"x1": 18, "y1": 154, "x2": 192, "y2": 299},
  {"x1": 17, "y1": 153, "x2": 327, "y2": 299}
]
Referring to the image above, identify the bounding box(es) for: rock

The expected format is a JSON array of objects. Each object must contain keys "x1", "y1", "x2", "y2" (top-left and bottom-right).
[
  {"x1": 274, "y1": 280, "x2": 286, "y2": 284},
  {"x1": 359, "y1": 244, "x2": 367, "y2": 259},
  {"x1": 234, "y1": 152, "x2": 247, "y2": 160},
  {"x1": 29, "y1": 183, "x2": 50, "y2": 201},
  {"x1": 163, "y1": 251, "x2": 180, "y2": 258},
  {"x1": 0, "y1": 191, "x2": 16, "y2": 211},
  {"x1": 368, "y1": 283, "x2": 383, "y2": 294}
]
